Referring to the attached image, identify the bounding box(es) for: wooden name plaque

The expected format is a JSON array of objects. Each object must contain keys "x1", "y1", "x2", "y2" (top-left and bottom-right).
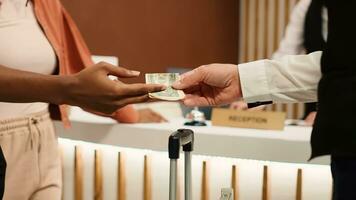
[{"x1": 211, "y1": 108, "x2": 286, "y2": 130}]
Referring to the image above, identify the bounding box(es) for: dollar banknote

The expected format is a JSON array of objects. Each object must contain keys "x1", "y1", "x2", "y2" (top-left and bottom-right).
[{"x1": 145, "y1": 73, "x2": 185, "y2": 101}]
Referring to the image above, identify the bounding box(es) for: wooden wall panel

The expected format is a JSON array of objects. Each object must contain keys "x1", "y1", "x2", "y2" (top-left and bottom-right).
[
  {"x1": 201, "y1": 161, "x2": 209, "y2": 200},
  {"x1": 143, "y1": 155, "x2": 152, "y2": 200},
  {"x1": 74, "y1": 146, "x2": 83, "y2": 200},
  {"x1": 117, "y1": 152, "x2": 126, "y2": 200},
  {"x1": 238, "y1": 0, "x2": 304, "y2": 119},
  {"x1": 61, "y1": 0, "x2": 239, "y2": 83},
  {"x1": 296, "y1": 169, "x2": 303, "y2": 200},
  {"x1": 94, "y1": 150, "x2": 103, "y2": 200},
  {"x1": 262, "y1": 165, "x2": 270, "y2": 200},
  {"x1": 231, "y1": 165, "x2": 239, "y2": 200}
]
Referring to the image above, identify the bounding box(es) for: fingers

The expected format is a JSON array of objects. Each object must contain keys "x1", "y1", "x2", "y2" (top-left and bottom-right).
[
  {"x1": 120, "y1": 83, "x2": 166, "y2": 96},
  {"x1": 118, "y1": 94, "x2": 151, "y2": 106},
  {"x1": 182, "y1": 84, "x2": 201, "y2": 95},
  {"x1": 136, "y1": 108, "x2": 168, "y2": 123},
  {"x1": 172, "y1": 66, "x2": 205, "y2": 90},
  {"x1": 100, "y1": 62, "x2": 141, "y2": 78},
  {"x1": 143, "y1": 109, "x2": 168, "y2": 123},
  {"x1": 150, "y1": 111, "x2": 168, "y2": 122}
]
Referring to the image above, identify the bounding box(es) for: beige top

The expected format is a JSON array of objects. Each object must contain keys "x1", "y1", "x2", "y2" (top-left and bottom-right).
[{"x1": 0, "y1": 0, "x2": 57, "y2": 119}]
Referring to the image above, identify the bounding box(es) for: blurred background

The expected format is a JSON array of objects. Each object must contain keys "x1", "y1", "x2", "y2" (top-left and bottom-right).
[
  {"x1": 61, "y1": 0, "x2": 239, "y2": 83},
  {"x1": 62, "y1": 0, "x2": 305, "y2": 120},
  {"x1": 54, "y1": 1, "x2": 331, "y2": 199}
]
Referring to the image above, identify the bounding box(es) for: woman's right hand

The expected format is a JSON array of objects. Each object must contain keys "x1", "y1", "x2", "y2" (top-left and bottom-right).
[{"x1": 63, "y1": 62, "x2": 166, "y2": 114}]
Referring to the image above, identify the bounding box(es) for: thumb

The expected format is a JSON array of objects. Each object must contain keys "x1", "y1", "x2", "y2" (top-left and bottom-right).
[
  {"x1": 172, "y1": 66, "x2": 205, "y2": 90},
  {"x1": 102, "y1": 63, "x2": 140, "y2": 78}
]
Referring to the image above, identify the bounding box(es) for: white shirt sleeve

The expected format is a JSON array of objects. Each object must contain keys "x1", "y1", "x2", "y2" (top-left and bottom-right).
[
  {"x1": 272, "y1": 0, "x2": 311, "y2": 59},
  {"x1": 238, "y1": 51, "x2": 322, "y2": 103}
]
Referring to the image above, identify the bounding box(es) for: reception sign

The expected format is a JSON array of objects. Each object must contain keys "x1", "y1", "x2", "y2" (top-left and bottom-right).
[{"x1": 211, "y1": 108, "x2": 286, "y2": 130}]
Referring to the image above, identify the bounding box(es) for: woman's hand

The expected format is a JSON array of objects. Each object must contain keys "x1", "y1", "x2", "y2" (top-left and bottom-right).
[
  {"x1": 137, "y1": 108, "x2": 168, "y2": 123},
  {"x1": 0, "y1": 63, "x2": 164, "y2": 114},
  {"x1": 64, "y1": 62, "x2": 166, "y2": 114}
]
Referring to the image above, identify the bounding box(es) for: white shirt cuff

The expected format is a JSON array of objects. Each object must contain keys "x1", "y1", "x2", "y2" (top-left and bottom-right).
[{"x1": 238, "y1": 60, "x2": 273, "y2": 103}]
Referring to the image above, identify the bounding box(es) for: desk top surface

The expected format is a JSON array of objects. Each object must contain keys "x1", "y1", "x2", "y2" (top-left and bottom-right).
[
  {"x1": 56, "y1": 107, "x2": 328, "y2": 164},
  {"x1": 68, "y1": 106, "x2": 313, "y2": 142}
]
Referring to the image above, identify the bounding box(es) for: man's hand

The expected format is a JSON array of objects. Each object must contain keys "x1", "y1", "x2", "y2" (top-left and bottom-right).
[
  {"x1": 173, "y1": 64, "x2": 242, "y2": 107},
  {"x1": 64, "y1": 62, "x2": 166, "y2": 114}
]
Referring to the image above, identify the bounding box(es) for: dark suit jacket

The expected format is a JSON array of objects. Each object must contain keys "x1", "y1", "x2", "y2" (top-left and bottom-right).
[{"x1": 311, "y1": 0, "x2": 356, "y2": 158}]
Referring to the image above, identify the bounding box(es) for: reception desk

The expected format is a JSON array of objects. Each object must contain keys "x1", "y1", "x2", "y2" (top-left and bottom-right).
[
  {"x1": 56, "y1": 107, "x2": 332, "y2": 200},
  {"x1": 55, "y1": 107, "x2": 329, "y2": 165}
]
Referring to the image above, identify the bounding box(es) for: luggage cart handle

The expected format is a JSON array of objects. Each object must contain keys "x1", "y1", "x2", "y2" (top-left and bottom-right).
[{"x1": 169, "y1": 129, "x2": 194, "y2": 159}]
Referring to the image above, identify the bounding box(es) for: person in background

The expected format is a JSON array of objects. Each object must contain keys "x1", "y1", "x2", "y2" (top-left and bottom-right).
[
  {"x1": 0, "y1": 0, "x2": 166, "y2": 199},
  {"x1": 272, "y1": 0, "x2": 327, "y2": 125},
  {"x1": 230, "y1": 0, "x2": 327, "y2": 126},
  {"x1": 174, "y1": 1, "x2": 356, "y2": 198}
]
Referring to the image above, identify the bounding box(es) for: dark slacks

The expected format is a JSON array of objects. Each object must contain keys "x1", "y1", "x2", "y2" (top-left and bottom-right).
[
  {"x1": 331, "y1": 156, "x2": 356, "y2": 200},
  {"x1": 0, "y1": 146, "x2": 6, "y2": 200}
]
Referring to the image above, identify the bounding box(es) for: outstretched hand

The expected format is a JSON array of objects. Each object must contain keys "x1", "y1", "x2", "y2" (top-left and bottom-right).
[
  {"x1": 172, "y1": 64, "x2": 242, "y2": 107},
  {"x1": 66, "y1": 62, "x2": 166, "y2": 114}
]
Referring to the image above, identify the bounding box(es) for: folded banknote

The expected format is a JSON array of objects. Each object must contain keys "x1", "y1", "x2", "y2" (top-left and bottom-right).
[{"x1": 145, "y1": 73, "x2": 185, "y2": 101}]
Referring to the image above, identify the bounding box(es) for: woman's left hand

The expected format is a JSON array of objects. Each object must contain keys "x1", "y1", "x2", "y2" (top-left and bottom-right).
[{"x1": 137, "y1": 108, "x2": 168, "y2": 123}]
